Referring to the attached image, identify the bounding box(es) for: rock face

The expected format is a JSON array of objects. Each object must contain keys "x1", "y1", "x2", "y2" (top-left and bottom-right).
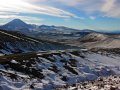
[
  {"x1": 0, "y1": 49, "x2": 120, "y2": 90},
  {"x1": 0, "y1": 29, "x2": 73, "y2": 54}
]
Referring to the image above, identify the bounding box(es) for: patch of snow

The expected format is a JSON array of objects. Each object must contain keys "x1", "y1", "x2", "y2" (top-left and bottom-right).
[{"x1": 11, "y1": 60, "x2": 18, "y2": 64}]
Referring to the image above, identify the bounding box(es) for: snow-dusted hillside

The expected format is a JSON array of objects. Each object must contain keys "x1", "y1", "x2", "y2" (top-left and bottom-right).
[
  {"x1": 0, "y1": 49, "x2": 120, "y2": 90},
  {"x1": 80, "y1": 32, "x2": 108, "y2": 42},
  {"x1": 61, "y1": 32, "x2": 120, "y2": 49},
  {"x1": 0, "y1": 29, "x2": 73, "y2": 54},
  {"x1": 80, "y1": 33, "x2": 120, "y2": 49}
]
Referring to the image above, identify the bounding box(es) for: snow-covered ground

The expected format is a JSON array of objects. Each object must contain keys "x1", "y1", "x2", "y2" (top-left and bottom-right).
[{"x1": 0, "y1": 50, "x2": 120, "y2": 90}]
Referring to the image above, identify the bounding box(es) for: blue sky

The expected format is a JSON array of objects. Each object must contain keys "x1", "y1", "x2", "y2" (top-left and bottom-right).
[{"x1": 0, "y1": 0, "x2": 120, "y2": 31}]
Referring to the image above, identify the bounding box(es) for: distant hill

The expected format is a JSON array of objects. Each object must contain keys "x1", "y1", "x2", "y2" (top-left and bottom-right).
[
  {"x1": 79, "y1": 32, "x2": 120, "y2": 49},
  {"x1": 80, "y1": 32, "x2": 108, "y2": 42},
  {"x1": 57, "y1": 32, "x2": 120, "y2": 49}
]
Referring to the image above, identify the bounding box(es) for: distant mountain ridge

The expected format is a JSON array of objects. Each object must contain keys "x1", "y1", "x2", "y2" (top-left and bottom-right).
[
  {"x1": 0, "y1": 19, "x2": 94, "y2": 35},
  {"x1": 0, "y1": 19, "x2": 120, "y2": 35}
]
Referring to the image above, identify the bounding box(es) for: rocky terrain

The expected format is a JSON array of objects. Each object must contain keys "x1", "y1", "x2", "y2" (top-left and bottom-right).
[
  {"x1": 0, "y1": 49, "x2": 120, "y2": 90},
  {"x1": 54, "y1": 75, "x2": 120, "y2": 90}
]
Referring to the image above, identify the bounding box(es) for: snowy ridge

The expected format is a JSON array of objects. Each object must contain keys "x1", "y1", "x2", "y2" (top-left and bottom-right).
[
  {"x1": 0, "y1": 30, "x2": 40, "y2": 43},
  {"x1": 0, "y1": 30, "x2": 25, "y2": 40},
  {"x1": 0, "y1": 49, "x2": 120, "y2": 90}
]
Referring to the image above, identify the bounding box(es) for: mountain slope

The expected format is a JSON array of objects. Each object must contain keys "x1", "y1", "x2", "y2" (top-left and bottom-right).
[
  {"x1": 0, "y1": 29, "x2": 74, "y2": 54},
  {"x1": 0, "y1": 19, "x2": 33, "y2": 32},
  {"x1": 0, "y1": 49, "x2": 120, "y2": 89},
  {"x1": 79, "y1": 33, "x2": 120, "y2": 49},
  {"x1": 80, "y1": 32, "x2": 108, "y2": 42},
  {"x1": 60, "y1": 32, "x2": 120, "y2": 49}
]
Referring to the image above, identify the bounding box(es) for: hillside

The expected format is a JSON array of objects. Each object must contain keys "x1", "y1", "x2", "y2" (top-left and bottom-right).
[
  {"x1": 0, "y1": 29, "x2": 74, "y2": 54},
  {"x1": 58, "y1": 32, "x2": 120, "y2": 49},
  {"x1": 80, "y1": 32, "x2": 108, "y2": 42},
  {"x1": 0, "y1": 49, "x2": 120, "y2": 89},
  {"x1": 79, "y1": 33, "x2": 120, "y2": 49}
]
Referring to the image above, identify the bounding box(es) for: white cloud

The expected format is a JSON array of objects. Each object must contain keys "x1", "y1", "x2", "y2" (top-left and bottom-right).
[
  {"x1": 0, "y1": 15, "x2": 43, "y2": 20},
  {"x1": 101, "y1": 0, "x2": 120, "y2": 18},
  {"x1": 77, "y1": 0, "x2": 120, "y2": 18},
  {"x1": 0, "y1": 0, "x2": 80, "y2": 19},
  {"x1": 41, "y1": 0, "x2": 120, "y2": 18},
  {"x1": 101, "y1": 0, "x2": 115, "y2": 12},
  {"x1": 0, "y1": 0, "x2": 119, "y2": 21},
  {"x1": 0, "y1": 15, "x2": 43, "y2": 25},
  {"x1": 54, "y1": 0, "x2": 81, "y2": 6}
]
